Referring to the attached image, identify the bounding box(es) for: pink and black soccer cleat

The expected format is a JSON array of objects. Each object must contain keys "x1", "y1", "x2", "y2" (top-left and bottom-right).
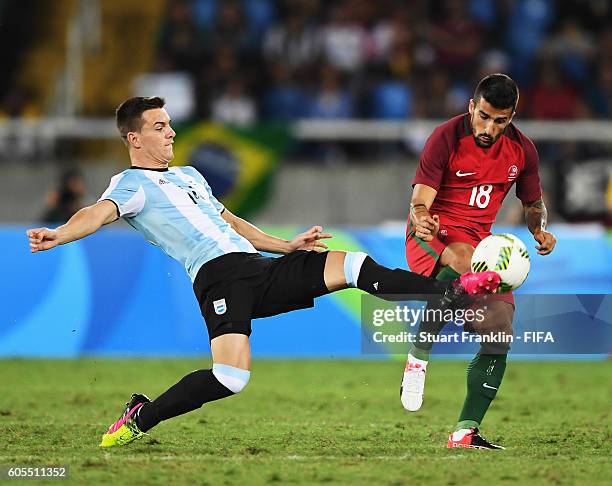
[
  {"x1": 99, "y1": 393, "x2": 150, "y2": 447},
  {"x1": 441, "y1": 271, "x2": 501, "y2": 309},
  {"x1": 458, "y1": 271, "x2": 502, "y2": 295}
]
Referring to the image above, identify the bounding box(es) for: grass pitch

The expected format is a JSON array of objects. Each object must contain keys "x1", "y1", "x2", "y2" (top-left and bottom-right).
[{"x1": 0, "y1": 359, "x2": 610, "y2": 485}]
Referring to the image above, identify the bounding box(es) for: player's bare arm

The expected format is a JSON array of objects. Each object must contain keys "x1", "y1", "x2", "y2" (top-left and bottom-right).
[
  {"x1": 523, "y1": 198, "x2": 556, "y2": 255},
  {"x1": 221, "y1": 208, "x2": 332, "y2": 254},
  {"x1": 27, "y1": 200, "x2": 118, "y2": 253},
  {"x1": 411, "y1": 184, "x2": 440, "y2": 241}
]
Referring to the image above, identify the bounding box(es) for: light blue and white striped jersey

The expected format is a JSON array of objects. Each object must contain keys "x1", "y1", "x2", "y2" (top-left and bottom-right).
[{"x1": 98, "y1": 166, "x2": 257, "y2": 281}]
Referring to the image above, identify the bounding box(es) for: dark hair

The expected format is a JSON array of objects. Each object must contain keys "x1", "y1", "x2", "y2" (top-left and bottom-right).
[
  {"x1": 473, "y1": 74, "x2": 519, "y2": 111},
  {"x1": 116, "y1": 96, "x2": 165, "y2": 141}
]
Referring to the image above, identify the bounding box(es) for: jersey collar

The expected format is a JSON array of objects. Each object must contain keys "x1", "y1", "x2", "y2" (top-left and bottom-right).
[{"x1": 129, "y1": 166, "x2": 169, "y2": 172}]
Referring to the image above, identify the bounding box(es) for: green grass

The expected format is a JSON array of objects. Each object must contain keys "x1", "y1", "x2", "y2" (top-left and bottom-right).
[{"x1": 0, "y1": 359, "x2": 610, "y2": 485}]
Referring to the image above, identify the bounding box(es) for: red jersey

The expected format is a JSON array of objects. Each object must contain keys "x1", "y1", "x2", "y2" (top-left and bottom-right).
[{"x1": 413, "y1": 113, "x2": 542, "y2": 233}]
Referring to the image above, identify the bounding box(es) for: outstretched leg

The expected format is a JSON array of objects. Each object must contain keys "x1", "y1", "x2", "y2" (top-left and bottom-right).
[
  {"x1": 323, "y1": 250, "x2": 497, "y2": 301},
  {"x1": 324, "y1": 250, "x2": 445, "y2": 296}
]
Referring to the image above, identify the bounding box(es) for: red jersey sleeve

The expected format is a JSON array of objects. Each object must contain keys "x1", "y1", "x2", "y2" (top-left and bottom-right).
[
  {"x1": 413, "y1": 125, "x2": 454, "y2": 191},
  {"x1": 515, "y1": 135, "x2": 542, "y2": 203}
]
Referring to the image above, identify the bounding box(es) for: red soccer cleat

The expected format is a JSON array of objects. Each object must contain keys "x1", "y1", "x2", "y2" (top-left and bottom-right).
[{"x1": 447, "y1": 428, "x2": 505, "y2": 450}]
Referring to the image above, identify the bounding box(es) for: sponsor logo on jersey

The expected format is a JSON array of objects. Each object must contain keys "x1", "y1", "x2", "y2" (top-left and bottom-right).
[
  {"x1": 158, "y1": 179, "x2": 169, "y2": 185},
  {"x1": 507, "y1": 165, "x2": 518, "y2": 181},
  {"x1": 213, "y1": 298, "x2": 227, "y2": 315},
  {"x1": 456, "y1": 170, "x2": 477, "y2": 177}
]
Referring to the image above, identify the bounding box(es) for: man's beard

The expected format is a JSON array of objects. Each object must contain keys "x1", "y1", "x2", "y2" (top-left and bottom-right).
[{"x1": 473, "y1": 133, "x2": 497, "y2": 148}]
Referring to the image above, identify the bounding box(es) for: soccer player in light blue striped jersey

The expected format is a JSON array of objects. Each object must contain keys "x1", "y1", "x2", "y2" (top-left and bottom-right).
[
  {"x1": 99, "y1": 163, "x2": 257, "y2": 282},
  {"x1": 27, "y1": 97, "x2": 500, "y2": 447}
]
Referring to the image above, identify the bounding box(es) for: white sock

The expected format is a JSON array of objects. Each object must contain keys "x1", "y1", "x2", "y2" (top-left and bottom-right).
[{"x1": 407, "y1": 353, "x2": 428, "y2": 368}]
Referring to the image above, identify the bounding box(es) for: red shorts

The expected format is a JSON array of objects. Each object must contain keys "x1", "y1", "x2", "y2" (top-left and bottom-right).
[{"x1": 405, "y1": 219, "x2": 514, "y2": 305}]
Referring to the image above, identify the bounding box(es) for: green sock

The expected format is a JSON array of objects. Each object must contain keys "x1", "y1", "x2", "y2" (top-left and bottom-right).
[
  {"x1": 408, "y1": 266, "x2": 461, "y2": 361},
  {"x1": 435, "y1": 265, "x2": 461, "y2": 282},
  {"x1": 456, "y1": 352, "x2": 507, "y2": 431}
]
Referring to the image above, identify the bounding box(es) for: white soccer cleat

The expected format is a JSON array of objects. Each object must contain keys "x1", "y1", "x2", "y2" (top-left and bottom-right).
[{"x1": 400, "y1": 354, "x2": 428, "y2": 411}]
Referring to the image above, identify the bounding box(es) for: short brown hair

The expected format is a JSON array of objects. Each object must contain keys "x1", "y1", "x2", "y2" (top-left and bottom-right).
[{"x1": 116, "y1": 96, "x2": 165, "y2": 142}]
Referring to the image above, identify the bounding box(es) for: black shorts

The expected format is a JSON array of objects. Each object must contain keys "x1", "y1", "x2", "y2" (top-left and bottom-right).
[{"x1": 193, "y1": 251, "x2": 329, "y2": 340}]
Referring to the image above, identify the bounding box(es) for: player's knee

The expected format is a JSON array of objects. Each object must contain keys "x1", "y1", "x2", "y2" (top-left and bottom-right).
[
  {"x1": 212, "y1": 363, "x2": 251, "y2": 394},
  {"x1": 475, "y1": 313, "x2": 513, "y2": 334},
  {"x1": 450, "y1": 251, "x2": 472, "y2": 274},
  {"x1": 497, "y1": 319, "x2": 513, "y2": 336},
  {"x1": 477, "y1": 311, "x2": 513, "y2": 353},
  {"x1": 343, "y1": 251, "x2": 368, "y2": 287},
  {"x1": 444, "y1": 245, "x2": 473, "y2": 274},
  {"x1": 489, "y1": 305, "x2": 514, "y2": 334}
]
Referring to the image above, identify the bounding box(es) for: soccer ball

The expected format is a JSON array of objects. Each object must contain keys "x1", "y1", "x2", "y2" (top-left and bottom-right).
[{"x1": 471, "y1": 233, "x2": 530, "y2": 291}]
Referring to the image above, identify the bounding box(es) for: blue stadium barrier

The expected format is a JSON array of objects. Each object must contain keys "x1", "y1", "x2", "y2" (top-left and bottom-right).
[{"x1": 2, "y1": 224, "x2": 610, "y2": 358}]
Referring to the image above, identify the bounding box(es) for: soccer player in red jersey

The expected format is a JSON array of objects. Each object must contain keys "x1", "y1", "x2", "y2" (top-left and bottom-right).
[{"x1": 401, "y1": 74, "x2": 557, "y2": 449}]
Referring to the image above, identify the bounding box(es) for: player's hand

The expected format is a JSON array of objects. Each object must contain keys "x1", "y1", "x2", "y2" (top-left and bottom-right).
[
  {"x1": 414, "y1": 214, "x2": 440, "y2": 242},
  {"x1": 287, "y1": 225, "x2": 332, "y2": 252},
  {"x1": 533, "y1": 229, "x2": 556, "y2": 255},
  {"x1": 27, "y1": 227, "x2": 59, "y2": 253}
]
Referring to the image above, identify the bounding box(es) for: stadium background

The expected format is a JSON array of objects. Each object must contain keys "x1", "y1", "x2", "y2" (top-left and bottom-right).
[{"x1": 0, "y1": 2, "x2": 610, "y2": 483}]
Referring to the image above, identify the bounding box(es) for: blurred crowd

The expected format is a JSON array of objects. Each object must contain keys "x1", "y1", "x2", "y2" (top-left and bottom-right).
[
  {"x1": 40, "y1": 169, "x2": 86, "y2": 224},
  {"x1": 152, "y1": 0, "x2": 612, "y2": 125}
]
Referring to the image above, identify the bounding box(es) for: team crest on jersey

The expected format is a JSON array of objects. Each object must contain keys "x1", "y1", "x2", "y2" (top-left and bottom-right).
[
  {"x1": 507, "y1": 165, "x2": 519, "y2": 181},
  {"x1": 213, "y1": 298, "x2": 227, "y2": 315}
]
